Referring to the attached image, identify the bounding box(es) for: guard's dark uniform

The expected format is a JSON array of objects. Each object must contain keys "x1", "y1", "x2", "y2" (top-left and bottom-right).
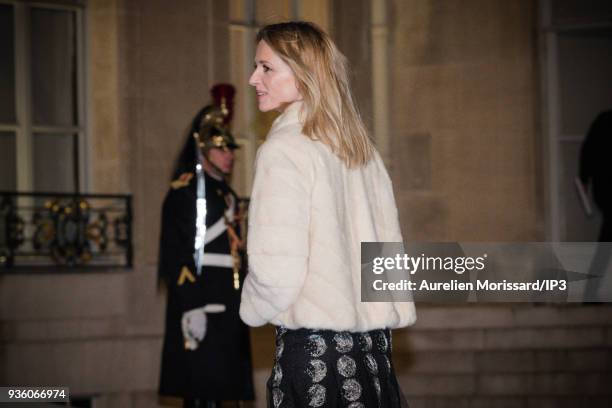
[{"x1": 158, "y1": 169, "x2": 254, "y2": 402}]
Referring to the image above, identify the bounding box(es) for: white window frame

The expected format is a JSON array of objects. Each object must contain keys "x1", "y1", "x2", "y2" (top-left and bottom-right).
[{"x1": 0, "y1": 0, "x2": 88, "y2": 193}]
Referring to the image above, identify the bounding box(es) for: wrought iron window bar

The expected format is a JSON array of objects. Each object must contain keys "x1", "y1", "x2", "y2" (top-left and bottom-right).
[{"x1": 0, "y1": 191, "x2": 132, "y2": 269}]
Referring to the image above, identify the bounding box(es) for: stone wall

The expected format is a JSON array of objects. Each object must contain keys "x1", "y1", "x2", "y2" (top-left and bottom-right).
[
  {"x1": 389, "y1": 0, "x2": 542, "y2": 241},
  {"x1": 2, "y1": 1, "x2": 610, "y2": 408},
  {"x1": 395, "y1": 304, "x2": 612, "y2": 407}
]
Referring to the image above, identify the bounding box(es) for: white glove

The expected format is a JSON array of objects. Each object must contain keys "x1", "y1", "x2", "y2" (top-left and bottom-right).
[{"x1": 181, "y1": 304, "x2": 226, "y2": 350}]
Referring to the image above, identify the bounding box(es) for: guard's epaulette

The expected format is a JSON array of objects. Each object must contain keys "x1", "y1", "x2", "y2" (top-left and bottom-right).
[{"x1": 170, "y1": 172, "x2": 194, "y2": 189}]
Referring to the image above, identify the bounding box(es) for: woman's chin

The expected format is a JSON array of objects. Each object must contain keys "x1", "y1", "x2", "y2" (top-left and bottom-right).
[{"x1": 258, "y1": 103, "x2": 274, "y2": 113}]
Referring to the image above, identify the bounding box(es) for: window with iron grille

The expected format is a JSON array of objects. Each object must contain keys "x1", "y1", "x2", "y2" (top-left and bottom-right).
[{"x1": 0, "y1": 0, "x2": 87, "y2": 194}]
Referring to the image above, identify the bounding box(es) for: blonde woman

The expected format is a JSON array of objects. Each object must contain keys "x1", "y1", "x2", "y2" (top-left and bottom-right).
[{"x1": 240, "y1": 21, "x2": 416, "y2": 408}]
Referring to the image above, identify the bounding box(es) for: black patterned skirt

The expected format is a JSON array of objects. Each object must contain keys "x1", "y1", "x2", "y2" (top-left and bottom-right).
[{"x1": 266, "y1": 327, "x2": 408, "y2": 408}]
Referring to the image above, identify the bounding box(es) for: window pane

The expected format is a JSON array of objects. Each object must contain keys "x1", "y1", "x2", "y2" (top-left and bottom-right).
[
  {"x1": 30, "y1": 7, "x2": 77, "y2": 126},
  {"x1": 0, "y1": 4, "x2": 16, "y2": 123},
  {"x1": 33, "y1": 132, "x2": 77, "y2": 192},
  {"x1": 0, "y1": 131, "x2": 17, "y2": 190}
]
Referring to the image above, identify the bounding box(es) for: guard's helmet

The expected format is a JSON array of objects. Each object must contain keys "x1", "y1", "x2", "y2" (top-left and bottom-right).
[
  {"x1": 191, "y1": 105, "x2": 239, "y2": 152},
  {"x1": 196, "y1": 122, "x2": 239, "y2": 151}
]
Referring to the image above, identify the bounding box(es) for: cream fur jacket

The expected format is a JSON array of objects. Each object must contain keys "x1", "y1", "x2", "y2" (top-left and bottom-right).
[{"x1": 239, "y1": 102, "x2": 416, "y2": 332}]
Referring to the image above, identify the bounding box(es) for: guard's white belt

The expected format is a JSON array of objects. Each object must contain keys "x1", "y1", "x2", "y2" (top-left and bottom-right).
[
  {"x1": 204, "y1": 195, "x2": 235, "y2": 245},
  {"x1": 201, "y1": 253, "x2": 233, "y2": 268},
  {"x1": 204, "y1": 216, "x2": 227, "y2": 245}
]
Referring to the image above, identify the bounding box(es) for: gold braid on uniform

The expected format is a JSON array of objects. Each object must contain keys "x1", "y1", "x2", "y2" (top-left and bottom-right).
[{"x1": 222, "y1": 191, "x2": 245, "y2": 290}]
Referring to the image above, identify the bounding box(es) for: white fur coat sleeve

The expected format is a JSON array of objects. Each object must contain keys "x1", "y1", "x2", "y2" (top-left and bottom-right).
[{"x1": 239, "y1": 138, "x2": 313, "y2": 327}]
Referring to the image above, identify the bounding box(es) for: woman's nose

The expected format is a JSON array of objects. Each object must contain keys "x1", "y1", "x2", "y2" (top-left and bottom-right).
[{"x1": 248, "y1": 69, "x2": 259, "y2": 86}]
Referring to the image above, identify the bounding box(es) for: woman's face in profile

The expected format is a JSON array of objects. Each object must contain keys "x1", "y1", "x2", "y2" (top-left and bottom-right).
[{"x1": 249, "y1": 40, "x2": 301, "y2": 112}]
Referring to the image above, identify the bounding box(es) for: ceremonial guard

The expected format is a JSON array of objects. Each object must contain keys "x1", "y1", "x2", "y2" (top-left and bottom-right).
[{"x1": 158, "y1": 84, "x2": 254, "y2": 408}]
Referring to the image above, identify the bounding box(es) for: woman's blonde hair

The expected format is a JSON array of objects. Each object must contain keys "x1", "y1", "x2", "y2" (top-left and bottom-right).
[{"x1": 257, "y1": 21, "x2": 374, "y2": 168}]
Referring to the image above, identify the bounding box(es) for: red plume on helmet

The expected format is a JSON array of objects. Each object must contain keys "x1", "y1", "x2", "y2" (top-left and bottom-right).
[{"x1": 210, "y1": 83, "x2": 236, "y2": 126}]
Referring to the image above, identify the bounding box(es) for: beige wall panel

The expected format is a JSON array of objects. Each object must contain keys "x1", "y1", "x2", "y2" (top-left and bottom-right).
[
  {"x1": 230, "y1": 26, "x2": 253, "y2": 137},
  {"x1": 3, "y1": 338, "x2": 161, "y2": 394},
  {"x1": 229, "y1": 0, "x2": 249, "y2": 21},
  {"x1": 211, "y1": 0, "x2": 232, "y2": 83},
  {"x1": 1, "y1": 317, "x2": 126, "y2": 343},
  {"x1": 89, "y1": 0, "x2": 123, "y2": 193},
  {"x1": 118, "y1": 0, "x2": 214, "y2": 267},
  {"x1": 126, "y1": 265, "x2": 166, "y2": 336},
  {"x1": 392, "y1": 67, "x2": 462, "y2": 135},
  {"x1": 370, "y1": 0, "x2": 391, "y2": 162},
  {"x1": 393, "y1": 0, "x2": 533, "y2": 66},
  {"x1": 396, "y1": 193, "x2": 449, "y2": 241},
  {"x1": 299, "y1": 0, "x2": 330, "y2": 31},
  {"x1": 0, "y1": 273, "x2": 127, "y2": 320},
  {"x1": 256, "y1": 0, "x2": 292, "y2": 25},
  {"x1": 333, "y1": 0, "x2": 372, "y2": 131},
  {"x1": 391, "y1": 0, "x2": 540, "y2": 241}
]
